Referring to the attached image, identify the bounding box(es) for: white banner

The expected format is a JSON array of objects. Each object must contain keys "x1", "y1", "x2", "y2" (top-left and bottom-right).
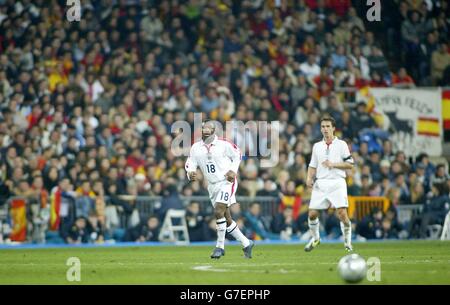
[{"x1": 357, "y1": 88, "x2": 442, "y2": 157}]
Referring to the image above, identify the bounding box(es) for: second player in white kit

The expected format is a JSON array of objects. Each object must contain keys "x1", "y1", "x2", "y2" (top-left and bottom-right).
[
  {"x1": 305, "y1": 116, "x2": 354, "y2": 252},
  {"x1": 185, "y1": 120, "x2": 254, "y2": 259}
]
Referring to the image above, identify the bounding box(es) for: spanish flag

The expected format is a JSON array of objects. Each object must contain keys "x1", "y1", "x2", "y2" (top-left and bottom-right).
[
  {"x1": 279, "y1": 193, "x2": 302, "y2": 220},
  {"x1": 359, "y1": 86, "x2": 384, "y2": 127},
  {"x1": 50, "y1": 187, "x2": 62, "y2": 231},
  {"x1": 10, "y1": 199, "x2": 27, "y2": 242},
  {"x1": 359, "y1": 86, "x2": 376, "y2": 112},
  {"x1": 417, "y1": 117, "x2": 440, "y2": 137},
  {"x1": 443, "y1": 90, "x2": 450, "y2": 141}
]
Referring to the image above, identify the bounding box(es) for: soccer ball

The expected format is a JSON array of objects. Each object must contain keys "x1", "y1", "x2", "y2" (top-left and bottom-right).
[{"x1": 337, "y1": 254, "x2": 367, "y2": 283}]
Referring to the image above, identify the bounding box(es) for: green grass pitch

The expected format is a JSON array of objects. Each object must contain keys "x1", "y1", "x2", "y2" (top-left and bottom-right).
[{"x1": 0, "y1": 240, "x2": 449, "y2": 284}]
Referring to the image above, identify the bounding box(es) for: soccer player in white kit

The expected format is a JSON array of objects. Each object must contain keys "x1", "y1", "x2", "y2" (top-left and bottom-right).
[
  {"x1": 185, "y1": 120, "x2": 254, "y2": 259},
  {"x1": 305, "y1": 116, "x2": 354, "y2": 252}
]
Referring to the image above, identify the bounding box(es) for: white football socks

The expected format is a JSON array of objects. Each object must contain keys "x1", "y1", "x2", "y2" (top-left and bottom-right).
[
  {"x1": 216, "y1": 217, "x2": 227, "y2": 249},
  {"x1": 340, "y1": 221, "x2": 352, "y2": 247},
  {"x1": 227, "y1": 220, "x2": 250, "y2": 248},
  {"x1": 308, "y1": 218, "x2": 320, "y2": 241}
]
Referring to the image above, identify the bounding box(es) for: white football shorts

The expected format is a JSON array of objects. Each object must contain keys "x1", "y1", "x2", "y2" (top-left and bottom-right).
[
  {"x1": 309, "y1": 178, "x2": 349, "y2": 210},
  {"x1": 207, "y1": 179, "x2": 238, "y2": 207}
]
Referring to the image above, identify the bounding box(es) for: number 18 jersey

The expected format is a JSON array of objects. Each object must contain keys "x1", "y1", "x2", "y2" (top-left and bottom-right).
[{"x1": 185, "y1": 135, "x2": 241, "y2": 185}]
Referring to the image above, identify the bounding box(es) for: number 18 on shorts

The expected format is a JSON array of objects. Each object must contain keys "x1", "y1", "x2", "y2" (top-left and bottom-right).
[{"x1": 208, "y1": 180, "x2": 238, "y2": 207}]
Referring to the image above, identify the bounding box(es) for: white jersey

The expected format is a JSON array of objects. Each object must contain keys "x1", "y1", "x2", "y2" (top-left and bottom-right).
[
  {"x1": 309, "y1": 137, "x2": 354, "y2": 180},
  {"x1": 185, "y1": 135, "x2": 241, "y2": 185}
]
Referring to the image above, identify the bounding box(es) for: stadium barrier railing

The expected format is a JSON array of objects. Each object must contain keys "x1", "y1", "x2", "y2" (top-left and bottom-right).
[
  {"x1": 348, "y1": 196, "x2": 391, "y2": 221},
  {"x1": 0, "y1": 195, "x2": 427, "y2": 243},
  {"x1": 347, "y1": 196, "x2": 424, "y2": 226},
  {"x1": 0, "y1": 195, "x2": 281, "y2": 243},
  {"x1": 2, "y1": 195, "x2": 425, "y2": 224},
  {"x1": 133, "y1": 195, "x2": 281, "y2": 222}
]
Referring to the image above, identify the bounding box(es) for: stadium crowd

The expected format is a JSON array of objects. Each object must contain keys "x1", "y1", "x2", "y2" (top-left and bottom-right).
[{"x1": 0, "y1": 0, "x2": 449, "y2": 244}]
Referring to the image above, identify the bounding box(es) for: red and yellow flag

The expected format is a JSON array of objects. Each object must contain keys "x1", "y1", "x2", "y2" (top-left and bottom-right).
[
  {"x1": 443, "y1": 90, "x2": 450, "y2": 141},
  {"x1": 10, "y1": 199, "x2": 27, "y2": 242},
  {"x1": 417, "y1": 117, "x2": 440, "y2": 137},
  {"x1": 279, "y1": 195, "x2": 302, "y2": 220},
  {"x1": 50, "y1": 187, "x2": 62, "y2": 231}
]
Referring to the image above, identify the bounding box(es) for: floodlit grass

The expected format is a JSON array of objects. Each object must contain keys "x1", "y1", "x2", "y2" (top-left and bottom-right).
[{"x1": 0, "y1": 240, "x2": 449, "y2": 284}]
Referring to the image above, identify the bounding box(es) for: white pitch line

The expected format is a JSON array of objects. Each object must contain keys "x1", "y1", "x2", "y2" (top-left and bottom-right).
[
  {"x1": 191, "y1": 265, "x2": 295, "y2": 274},
  {"x1": 192, "y1": 265, "x2": 228, "y2": 272}
]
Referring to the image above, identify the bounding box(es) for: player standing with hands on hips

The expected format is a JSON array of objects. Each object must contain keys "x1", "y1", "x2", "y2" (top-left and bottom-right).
[
  {"x1": 305, "y1": 116, "x2": 354, "y2": 252},
  {"x1": 185, "y1": 120, "x2": 254, "y2": 259}
]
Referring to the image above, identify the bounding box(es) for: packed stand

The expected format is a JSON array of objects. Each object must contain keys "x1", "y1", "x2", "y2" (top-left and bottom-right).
[
  {"x1": 0, "y1": 0, "x2": 449, "y2": 244},
  {"x1": 360, "y1": 0, "x2": 450, "y2": 86}
]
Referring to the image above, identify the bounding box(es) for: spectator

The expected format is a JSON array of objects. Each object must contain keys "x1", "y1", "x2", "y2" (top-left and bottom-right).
[
  {"x1": 299, "y1": 55, "x2": 321, "y2": 79},
  {"x1": 75, "y1": 180, "x2": 96, "y2": 219},
  {"x1": 360, "y1": 175, "x2": 371, "y2": 196},
  {"x1": 410, "y1": 183, "x2": 450, "y2": 238},
  {"x1": 368, "y1": 46, "x2": 390, "y2": 77},
  {"x1": 431, "y1": 43, "x2": 450, "y2": 84},
  {"x1": 294, "y1": 97, "x2": 321, "y2": 128},
  {"x1": 368, "y1": 151, "x2": 382, "y2": 182},
  {"x1": 379, "y1": 218, "x2": 399, "y2": 239},
  {"x1": 338, "y1": 110, "x2": 355, "y2": 139},
  {"x1": 379, "y1": 159, "x2": 391, "y2": 180},
  {"x1": 204, "y1": 217, "x2": 218, "y2": 241},
  {"x1": 256, "y1": 179, "x2": 279, "y2": 197},
  {"x1": 392, "y1": 67, "x2": 416, "y2": 88},
  {"x1": 394, "y1": 151, "x2": 410, "y2": 174},
  {"x1": 384, "y1": 208, "x2": 404, "y2": 238},
  {"x1": 382, "y1": 140, "x2": 395, "y2": 162},
  {"x1": 86, "y1": 211, "x2": 105, "y2": 243},
  {"x1": 431, "y1": 164, "x2": 450, "y2": 186},
  {"x1": 416, "y1": 153, "x2": 436, "y2": 180},
  {"x1": 271, "y1": 206, "x2": 298, "y2": 240},
  {"x1": 244, "y1": 202, "x2": 279, "y2": 240},
  {"x1": 185, "y1": 201, "x2": 207, "y2": 242},
  {"x1": 369, "y1": 71, "x2": 389, "y2": 87},
  {"x1": 331, "y1": 45, "x2": 347, "y2": 70},
  {"x1": 410, "y1": 181, "x2": 426, "y2": 205},
  {"x1": 124, "y1": 215, "x2": 161, "y2": 242},
  {"x1": 357, "y1": 207, "x2": 384, "y2": 239},
  {"x1": 156, "y1": 183, "x2": 184, "y2": 222},
  {"x1": 393, "y1": 173, "x2": 411, "y2": 205},
  {"x1": 351, "y1": 102, "x2": 376, "y2": 133},
  {"x1": 279, "y1": 180, "x2": 302, "y2": 219},
  {"x1": 65, "y1": 217, "x2": 89, "y2": 244},
  {"x1": 401, "y1": 10, "x2": 424, "y2": 75},
  {"x1": 140, "y1": 8, "x2": 164, "y2": 45},
  {"x1": 52, "y1": 178, "x2": 77, "y2": 237}
]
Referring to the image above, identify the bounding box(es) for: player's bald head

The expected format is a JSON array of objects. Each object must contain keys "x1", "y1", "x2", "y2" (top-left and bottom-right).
[
  {"x1": 202, "y1": 120, "x2": 216, "y2": 134},
  {"x1": 202, "y1": 120, "x2": 216, "y2": 130}
]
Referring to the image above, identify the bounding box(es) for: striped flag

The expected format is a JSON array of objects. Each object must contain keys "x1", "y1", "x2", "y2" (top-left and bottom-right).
[
  {"x1": 443, "y1": 90, "x2": 450, "y2": 142},
  {"x1": 10, "y1": 198, "x2": 27, "y2": 242},
  {"x1": 279, "y1": 195, "x2": 302, "y2": 220},
  {"x1": 50, "y1": 187, "x2": 62, "y2": 231},
  {"x1": 417, "y1": 117, "x2": 440, "y2": 137}
]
